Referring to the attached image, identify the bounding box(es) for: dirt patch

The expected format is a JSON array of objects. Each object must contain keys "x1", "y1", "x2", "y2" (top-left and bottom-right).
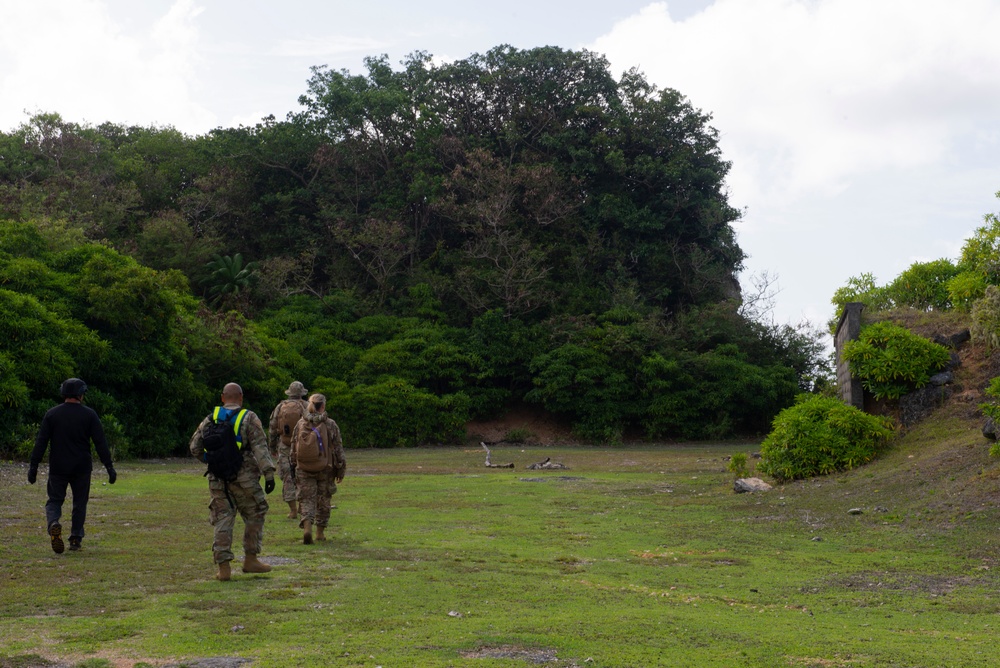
[
  {"x1": 459, "y1": 646, "x2": 561, "y2": 664},
  {"x1": 817, "y1": 571, "x2": 985, "y2": 596},
  {"x1": 162, "y1": 659, "x2": 251, "y2": 668},
  {"x1": 465, "y1": 404, "x2": 575, "y2": 446}
]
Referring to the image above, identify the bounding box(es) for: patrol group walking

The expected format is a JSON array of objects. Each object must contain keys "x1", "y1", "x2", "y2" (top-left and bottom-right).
[{"x1": 28, "y1": 378, "x2": 345, "y2": 582}]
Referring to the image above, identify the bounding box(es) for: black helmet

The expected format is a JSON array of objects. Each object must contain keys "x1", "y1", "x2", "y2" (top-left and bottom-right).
[{"x1": 60, "y1": 378, "x2": 88, "y2": 398}]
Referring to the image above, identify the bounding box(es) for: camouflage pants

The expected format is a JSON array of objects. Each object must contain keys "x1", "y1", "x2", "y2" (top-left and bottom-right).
[
  {"x1": 276, "y1": 444, "x2": 296, "y2": 503},
  {"x1": 208, "y1": 479, "x2": 269, "y2": 564},
  {"x1": 296, "y1": 469, "x2": 337, "y2": 528}
]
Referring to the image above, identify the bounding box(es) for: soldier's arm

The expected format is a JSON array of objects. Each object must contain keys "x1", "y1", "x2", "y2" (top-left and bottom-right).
[
  {"x1": 289, "y1": 423, "x2": 298, "y2": 467},
  {"x1": 91, "y1": 412, "x2": 114, "y2": 470},
  {"x1": 267, "y1": 404, "x2": 281, "y2": 449},
  {"x1": 244, "y1": 412, "x2": 276, "y2": 477},
  {"x1": 189, "y1": 417, "x2": 210, "y2": 461},
  {"x1": 30, "y1": 412, "x2": 53, "y2": 467},
  {"x1": 328, "y1": 418, "x2": 346, "y2": 479}
]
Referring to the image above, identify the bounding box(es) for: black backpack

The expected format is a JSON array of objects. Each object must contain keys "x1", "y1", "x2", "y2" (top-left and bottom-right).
[{"x1": 202, "y1": 407, "x2": 247, "y2": 483}]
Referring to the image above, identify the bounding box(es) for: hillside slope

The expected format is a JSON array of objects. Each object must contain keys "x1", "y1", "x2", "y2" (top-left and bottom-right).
[{"x1": 782, "y1": 308, "x2": 1000, "y2": 546}]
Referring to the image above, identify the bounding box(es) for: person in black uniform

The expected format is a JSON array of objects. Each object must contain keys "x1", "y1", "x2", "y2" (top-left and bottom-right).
[{"x1": 28, "y1": 378, "x2": 116, "y2": 553}]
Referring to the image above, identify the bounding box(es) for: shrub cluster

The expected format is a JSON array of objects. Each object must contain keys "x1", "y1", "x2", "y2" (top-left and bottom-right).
[
  {"x1": 840, "y1": 322, "x2": 950, "y2": 400},
  {"x1": 829, "y1": 200, "x2": 1000, "y2": 325},
  {"x1": 758, "y1": 396, "x2": 894, "y2": 482},
  {"x1": 981, "y1": 378, "x2": 1000, "y2": 459}
]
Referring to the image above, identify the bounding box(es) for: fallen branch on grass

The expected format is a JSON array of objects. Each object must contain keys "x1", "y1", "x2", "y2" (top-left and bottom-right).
[
  {"x1": 527, "y1": 457, "x2": 567, "y2": 470},
  {"x1": 481, "y1": 442, "x2": 515, "y2": 468}
]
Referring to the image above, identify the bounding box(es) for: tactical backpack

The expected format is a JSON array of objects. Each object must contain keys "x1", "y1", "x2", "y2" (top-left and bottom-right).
[
  {"x1": 295, "y1": 421, "x2": 329, "y2": 473},
  {"x1": 276, "y1": 400, "x2": 306, "y2": 447},
  {"x1": 202, "y1": 407, "x2": 248, "y2": 483}
]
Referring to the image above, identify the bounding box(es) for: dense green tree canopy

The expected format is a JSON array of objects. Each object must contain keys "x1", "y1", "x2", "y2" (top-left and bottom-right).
[{"x1": 0, "y1": 46, "x2": 828, "y2": 453}]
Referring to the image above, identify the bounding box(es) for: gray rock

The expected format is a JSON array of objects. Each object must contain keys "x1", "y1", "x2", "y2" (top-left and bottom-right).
[
  {"x1": 734, "y1": 477, "x2": 773, "y2": 493},
  {"x1": 934, "y1": 329, "x2": 971, "y2": 349},
  {"x1": 983, "y1": 417, "x2": 998, "y2": 441},
  {"x1": 929, "y1": 371, "x2": 953, "y2": 386},
  {"x1": 945, "y1": 351, "x2": 962, "y2": 371},
  {"x1": 848, "y1": 507, "x2": 864, "y2": 515},
  {"x1": 899, "y1": 384, "x2": 953, "y2": 426}
]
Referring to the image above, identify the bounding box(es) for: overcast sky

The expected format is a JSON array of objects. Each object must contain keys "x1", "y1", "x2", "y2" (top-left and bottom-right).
[{"x1": 2, "y1": 0, "x2": 999, "y2": 336}]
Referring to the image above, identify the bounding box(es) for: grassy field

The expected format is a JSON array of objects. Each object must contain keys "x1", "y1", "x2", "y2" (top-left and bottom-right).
[{"x1": 3, "y1": 426, "x2": 1000, "y2": 668}]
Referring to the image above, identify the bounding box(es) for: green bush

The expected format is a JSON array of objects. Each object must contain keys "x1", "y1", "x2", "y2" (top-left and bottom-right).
[
  {"x1": 830, "y1": 273, "x2": 893, "y2": 328},
  {"x1": 321, "y1": 377, "x2": 469, "y2": 448},
  {"x1": 840, "y1": 321, "x2": 950, "y2": 399},
  {"x1": 884, "y1": 259, "x2": 959, "y2": 311},
  {"x1": 758, "y1": 396, "x2": 894, "y2": 482},
  {"x1": 503, "y1": 427, "x2": 533, "y2": 443},
  {"x1": 727, "y1": 451, "x2": 751, "y2": 479},
  {"x1": 958, "y1": 210, "x2": 1000, "y2": 280},
  {"x1": 639, "y1": 346, "x2": 799, "y2": 440},
  {"x1": 971, "y1": 285, "x2": 1000, "y2": 351},
  {"x1": 525, "y1": 342, "x2": 636, "y2": 443},
  {"x1": 978, "y1": 377, "x2": 1000, "y2": 458},
  {"x1": 947, "y1": 270, "x2": 987, "y2": 311}
]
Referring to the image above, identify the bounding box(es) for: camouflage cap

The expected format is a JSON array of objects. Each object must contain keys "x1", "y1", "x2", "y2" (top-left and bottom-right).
[{"x1": 285, "y1": 381, "x2": 308, "y2": 397}]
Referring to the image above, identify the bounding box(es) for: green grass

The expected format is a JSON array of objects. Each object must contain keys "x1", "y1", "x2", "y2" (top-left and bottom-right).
[{"x1": 3, "y1": 438, "x2": 1000, "y2": 667}]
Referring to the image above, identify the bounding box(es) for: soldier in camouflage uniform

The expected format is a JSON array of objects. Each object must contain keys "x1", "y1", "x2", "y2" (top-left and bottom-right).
[
  {"x1": 290, "y1": 393, "x2": 346, "y2": 544},
  {"x1": 267, "y1": 381, "x2": 310, "y2": 519},
  {"x1": 189, "y1": 382, "x2": 277, "y2": 581}
]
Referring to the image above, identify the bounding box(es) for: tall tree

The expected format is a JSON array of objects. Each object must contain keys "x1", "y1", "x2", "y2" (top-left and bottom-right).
[{"x1": 296, "y1": 45, "x2": 743, "y2": 319}]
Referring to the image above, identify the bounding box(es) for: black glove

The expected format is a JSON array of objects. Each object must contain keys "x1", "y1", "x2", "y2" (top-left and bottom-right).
[
  {"x1": 107, "y1": 466, "x2": 117, "y2": 485},
  {"x1": 290, "y1": 464, "x2": 296, "y2": 481},
  {"x1": 264, "y1": 477, "x2": 275, "y2": 494},
  {"x1": 27, "y1": 465, "x2": 37, "y2": 485}
]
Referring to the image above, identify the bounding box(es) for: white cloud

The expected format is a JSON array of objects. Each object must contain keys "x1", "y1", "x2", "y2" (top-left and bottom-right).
[
  {"x1": 591, "y1": 0, "x2": 1000, "y2": 329},
  {"x1": 593, "y1": 0, "x2": 1000, "y2": 210},
  {"x1": 0, "y1": 0, "x2": 214, "y2": 133}
]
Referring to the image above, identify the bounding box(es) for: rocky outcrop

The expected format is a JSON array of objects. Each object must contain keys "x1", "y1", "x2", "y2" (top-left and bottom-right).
[
  {"x1": 934, "y1": 329, "x2": 971, "y2": 349},
  {"x1": 900, "y1": 383, "x2": 955, "y2": 427}
]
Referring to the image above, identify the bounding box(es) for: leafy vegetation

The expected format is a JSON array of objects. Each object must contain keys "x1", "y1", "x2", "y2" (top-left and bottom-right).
[
  {"x1": 726, "y1": 450, "x2": 750, "y2": 478},
  {"x1": 840, "y1": 321, "x2": 950, "y2": 400},
  {"x1": 0, "y1": 46, "x2": 830, "y2": 455},
  {"x1": 758, "y1": 395, "x2": 895, "y2": 481}
]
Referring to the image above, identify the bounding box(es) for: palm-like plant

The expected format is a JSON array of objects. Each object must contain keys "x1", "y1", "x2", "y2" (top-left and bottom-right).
[{"x1": 201, "y1": 253, "x2": 259, "y2": 306}]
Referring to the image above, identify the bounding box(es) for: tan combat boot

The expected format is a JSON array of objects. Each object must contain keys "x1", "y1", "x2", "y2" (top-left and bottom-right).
[
  {"x1": 287, "y1": 500, "x2": 297, "y2": 519},
  {"x1": 302, "y1": 520, "x2": 313, "y2": 545},
  {"x1": 315, "y1": 525, "x2": 326, "y2": 541},
  {"x1": 242, "y1": 554, "x2": 272, "y2": 574},
  {"x1": 216, "y1": 560, "x2": 231, "y2": 581}
]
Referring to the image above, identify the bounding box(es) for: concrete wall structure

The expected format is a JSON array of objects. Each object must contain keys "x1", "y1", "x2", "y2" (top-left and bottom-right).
[{"x1": 834, "y1": 302, "x2": 864, "y2": 408}]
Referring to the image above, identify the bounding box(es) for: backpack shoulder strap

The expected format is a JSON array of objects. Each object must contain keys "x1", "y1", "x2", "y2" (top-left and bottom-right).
[{"x1": 232, "y1": 409, "x2": 249, "y2": 446}]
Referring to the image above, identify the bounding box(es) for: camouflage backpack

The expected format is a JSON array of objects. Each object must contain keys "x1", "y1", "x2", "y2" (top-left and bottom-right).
[{"x1": 276, "y1": 399, "x2": 306, "y2": 447}]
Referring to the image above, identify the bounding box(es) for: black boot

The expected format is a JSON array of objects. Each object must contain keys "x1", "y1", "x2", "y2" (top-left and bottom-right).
[
  {"x1": 48, "y1": 522, "x2": 64, "y2": 554},
  {"x1": 69, "y1": 536, "x2": 82, "y2": 551}
]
